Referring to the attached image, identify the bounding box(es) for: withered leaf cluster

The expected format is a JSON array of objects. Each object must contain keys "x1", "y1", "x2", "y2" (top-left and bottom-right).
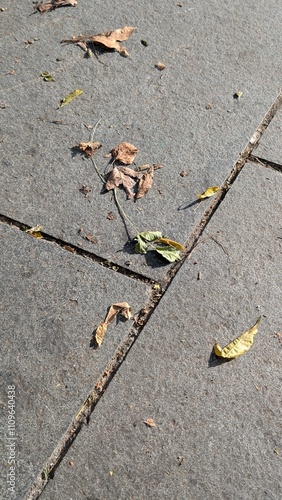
[
  {"x1": 62, "y1": 26, "x2": 136, "y2": 57},
  {"x1": 104, "y1": 142, "x2": 165, "y2": 200},
  {"x1": 35, "y1": 0, "x2": 77, "y2": 13}
]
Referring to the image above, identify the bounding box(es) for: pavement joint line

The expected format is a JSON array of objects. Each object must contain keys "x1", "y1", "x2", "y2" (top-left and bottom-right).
[
  {"x1": 0, "y1": 214, "x2": 158, "y2": 286},
  {"x1": 248, "y1": 154, "x2": 282, "y2": 174},
  {"x1": 23, "y1": 88, "x2": 282, "y2": 500},
  {"x1": 164, "y1": 87, "x2": 282, "y2": 285}
]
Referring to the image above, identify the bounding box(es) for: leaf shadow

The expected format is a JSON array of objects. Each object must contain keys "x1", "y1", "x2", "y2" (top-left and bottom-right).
[
  {"x1": 178, "y1": 199, "x2": 201, "y2": 210},
  {"x1": 208, "y1": 349, "x2": 232, "y2": 368}
]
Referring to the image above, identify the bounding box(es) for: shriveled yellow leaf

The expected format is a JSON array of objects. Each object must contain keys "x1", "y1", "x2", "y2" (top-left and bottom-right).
[
  {"x1": 214, "y1": 316, "x2": 262, "y2": 359},
  {"x1": 95, "y1": 322, "x2": 108, "y2": 347},
  {"x1": 26, "y1": 225, "x2": 43, "y2": 239},
  {"x1": 197, "y1": 186, "x2": 221, "y2": 200},
  {"x1": 59, "y1": 89, "x2": 83, "y2": 108},
  {"x1": 155, "y1": 238, "x2": 185, "y2": 252}
]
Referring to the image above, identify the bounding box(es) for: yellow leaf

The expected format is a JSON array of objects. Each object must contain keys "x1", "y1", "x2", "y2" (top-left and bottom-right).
[
  {"x1": 155, "y1": 238, "x2": 185, "y2": 252},
  {"x1": 197, "y1": 186, "x2": 221, "y2": 200},
  {"x1": 95, "y1": 322, "x2": 108, "y2": 347},
  {"x1": 26, "y1": 225, "x2": 43, "y2": 239},
  {"x1": 60, "y1": 89, "x2": 84, "y2": 108},
  {"x1": 214, "y1": 316, "x2": 262, "y2": 359}
]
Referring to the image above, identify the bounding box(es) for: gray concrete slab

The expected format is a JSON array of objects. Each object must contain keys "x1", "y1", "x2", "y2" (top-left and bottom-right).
[
  {"x1": 0, "y1": 224, "x2": 149, "y2": 499},
  {"x1": 255, "y1": 109, "x2": 282, "y2": 164},
  {"x1": 1, "y1": 0, "x2": 282, "y2": 278},
  {"x1": 41, "y1": 163, "x2": 282, "y2": 500}
]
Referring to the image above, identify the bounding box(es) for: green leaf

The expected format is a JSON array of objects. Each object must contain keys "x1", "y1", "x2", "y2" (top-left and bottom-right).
[
  {"x1": 155, "y1": 245, "x2": 181, "y2": 262},
  {"x1": 138, "y1": 231, "x2": 163, "y2": 242},
  {"x1": 134, "y1": 235, "x2": 148, "y2": 254}
]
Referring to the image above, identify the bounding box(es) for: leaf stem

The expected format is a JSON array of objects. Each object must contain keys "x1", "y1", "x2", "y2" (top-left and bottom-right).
[
  {"x1": 91, "y1": 157, "x2": 106, "y2": 183},
  {"x1": 113, "y1": 187, "x2": 140, "y2": 236}
]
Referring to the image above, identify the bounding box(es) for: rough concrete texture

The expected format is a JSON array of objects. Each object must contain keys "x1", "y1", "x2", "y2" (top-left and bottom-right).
[
  {"x1": 0, "y1": 224, "x2": 149, "y2": 499},
  {"x1": 255, "y1": 109, "x2": 282, "y2": 164},
  {"x1": 1, "y1": 0, "x2": 282, "y2": 277},
  {"x1": 41, "y1": 164, "x2": 282, "y2": 500}
]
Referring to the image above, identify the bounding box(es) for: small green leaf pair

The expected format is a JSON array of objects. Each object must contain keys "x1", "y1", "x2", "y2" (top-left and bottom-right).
[{"x1": 134, "y1": 231, "x2": 185, "y2": 263}]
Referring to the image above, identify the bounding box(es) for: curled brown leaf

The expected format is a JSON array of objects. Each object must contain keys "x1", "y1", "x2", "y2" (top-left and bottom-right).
[
  {"x1": 135, "y1": 166, "x2": 154, "y2": 200},
  {"x1": 36, "y1": 0, "x2": 77, "y2": 13},
  {"x1": 61, "y1": 26, "x2": 136, "y2": 56},
  {"x1": 79, "y1": 141, "x2": 102, "y2": 157},
  {"x1": 111, "y1": 142, "x2": 139, "y2": 164}
]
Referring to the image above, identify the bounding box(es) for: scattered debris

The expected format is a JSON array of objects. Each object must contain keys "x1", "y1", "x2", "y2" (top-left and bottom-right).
[
  {"x1": 180, "y1": 170, "x2": 188, "y2": 177},
  {"x1": 205, "y1": 103, "x2": 213, "y2": 109},
  {"x1": 197, "y1": 186, "x2": 221, "y2": 200},
  {"x1": 214, "y1": 316, "x2": 262, "y2": 359},
  {"x1": 24, "y1": 38, "x2": 40, "y2": 46},
  {"x1": 233, "y1": 90, "x2": 243, "y2": 99},
  {"x1": 61, "y1": 26, "x2": 137, "y2": 57},
  {"x1": 0, "y1": 103, "x2": 9, "y2": 109},
  {"x1": 59, "y1": 89, "x2": 83, "y2": 108},
  {"x1": 35, "y1": 0, "x2": 77, "y2": 13},
  {"x1": 107, "y1": 211, "x2": 116, "y2": 220},
  {"x1": 197, "y1": 271, "x2": 202, "y2": 280},
  {"x1": 78, "y1": 228, "x2": 97, "y2": 244},
  {"x1": 25, "y1": 225, "x2": 43, "y2": 239},
  {"x1": 93, "y1": 302, "x2": 132, "y2": 347},
  {"x1": 177, "y1": 456, "x2": 183, "y2": 466},
  {"x1": 141, "y1": 39, "x2": 148, "y2": 47},
  {"x1": 41, "y1": 71, "x2": 55, "y2": 81},
  {"x1": 144, "y1": 418, "x2": 156, "y2": 427},
  {"x1": 79, "y1": 141, "x2": 102, "y2": 157},
  {"x1": 0, "y1": 7, "x2": 8, "y2": 11},
  {"x1": 155, "y1": 62, "x2": 166, "y2": 71},
  {"x1": 79, "y1": 185, "x2": 92, "y2": 197},
  {"x1": 64, "y1": 245, "x2": 75, "y2": 253},
  {"x1": 111, "y1": 142, "x2": 139, "y2": 164},
  {"x1": 274, "y1": 332, "x2": 282, "y2": 344}
]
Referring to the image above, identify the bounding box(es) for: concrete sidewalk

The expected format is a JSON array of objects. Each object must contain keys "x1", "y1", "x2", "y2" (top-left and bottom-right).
[{"x1": 0, "y1": 1, "x2": 281, "y2": 499}]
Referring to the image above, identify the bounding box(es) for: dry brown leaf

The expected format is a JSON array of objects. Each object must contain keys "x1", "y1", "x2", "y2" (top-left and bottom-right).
[
  {"x1": 62, "y1": 26, "x2": 136, "y2": 56},
  {"x1": 136, "y1": 166, "x2": 154, "y2": 200},
  {"x1": 153, "y1": 163, "x2": 165, "y2": 171},
  {"x1": 105, "y1": 167, "x2": 136, "y2": 199},
  {"x1": 94, "y1": 302, "x2": 132, "y2": 347},
  {"x1": 111, "y1": 142, "x2": 139, "y2": 164},
  {"x1": 119, "y1": 166, "x2": 141, "y2": 178},
  {"x1": 144, "y1": 418, "x2": 156, "y2": 427},
  {"x1": 36, "y1": 0, "x2": 77, "y2": 13},
  {"x1": 105, "y1": 167, "x2": 124, "y2": 190},
  {"x1": 79, "y1": 141, "x2": 102, "y2": 157}
]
